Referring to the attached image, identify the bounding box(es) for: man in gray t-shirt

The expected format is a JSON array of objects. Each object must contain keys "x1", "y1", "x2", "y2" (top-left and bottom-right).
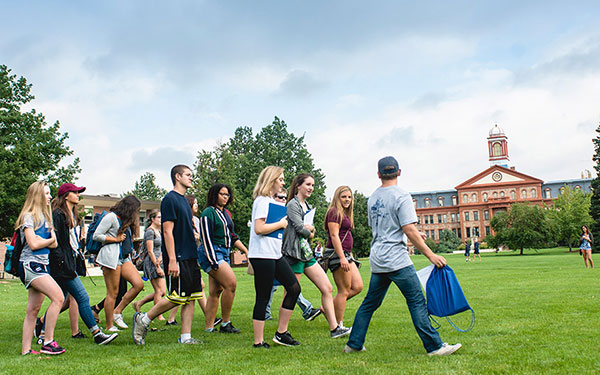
[{"x1": 345, "y1": 156, "x2": 462, "y2": 357}]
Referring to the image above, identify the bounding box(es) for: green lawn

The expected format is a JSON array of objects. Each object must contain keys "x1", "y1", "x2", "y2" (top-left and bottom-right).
[{"x1": 1, "y1": 248, "x2": 598, "y2": 374}]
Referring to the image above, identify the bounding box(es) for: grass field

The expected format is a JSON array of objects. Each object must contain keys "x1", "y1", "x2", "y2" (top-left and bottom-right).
[{"x1": 0, "y1": 248, "x2": 598, "y2": 374}]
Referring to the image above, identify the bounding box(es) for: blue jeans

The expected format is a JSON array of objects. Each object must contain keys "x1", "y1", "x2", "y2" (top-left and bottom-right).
[
  {"x1": 265, "y1": 285, "x2": 313, "y2": 319},
  {"x1": 58, "y1": 276, "x2": 99, "y2": 333},
  {"x1": 346, "y1": 265, "x2": 443, "y2": 353}
]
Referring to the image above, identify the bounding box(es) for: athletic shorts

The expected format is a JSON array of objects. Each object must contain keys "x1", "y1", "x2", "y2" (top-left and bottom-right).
[
  {"x1": 289, "y1": 257, "x2": 318, "y2": 274},
  {"x1": 198, "y1": 244, "x2": 230, "y2": 273},
  {"x1": 165, "y1": 259, "x2": 203, "y2": 305},
  {"x1": 19, "y1": 261, "x2": 51, "y2": 289}
]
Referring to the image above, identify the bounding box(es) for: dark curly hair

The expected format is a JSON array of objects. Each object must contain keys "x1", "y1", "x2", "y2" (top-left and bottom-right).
[
  {"x1": 111, "y1": 195, "x2": 141, "y2": 237},
  {"x1": 207, "y1": 184, "x2": 233, "y2": 208}
]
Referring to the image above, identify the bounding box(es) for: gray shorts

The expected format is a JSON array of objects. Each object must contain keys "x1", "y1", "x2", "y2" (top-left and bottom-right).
[
  {"x1": 117, "y1": 254, "x2": 132, "y2": 266},
  {"x1": 19, "y1": 261, "x2": 51, "y2": 289}
]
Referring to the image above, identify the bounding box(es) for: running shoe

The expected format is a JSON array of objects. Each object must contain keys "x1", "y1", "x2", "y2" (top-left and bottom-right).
[
  {"x1": 107, "y1": 326, "x2": 120, "y2": 332},
  {"x1": 213, "y1": 317, "x2": 223, "y2": 327},
  {"x1": 165, "y1": 320, "x2": 178, "y2": 326},
  {"x1": 427, "y1": 342, "x2": 462, "y2": 357},
  {"x1": 253, "y1": 341, "x2": 270, "y2": 349},
  {"x1": 72, "y1": 331, "x2": 87, "y2": 339},
  {"x1": 132, "y1": 312, "x2": 148, "y2": 346},
  {"x1": 219, "y1": 322, "x2": 241, "y2": 334},
  {"x1": 113, "y1": 314, "x2": 129, "y2": 329},
  {"x1": 273, "y1": 331, "x2": 300, "y2": 346},
  {"x1": 344, "y1": 344, "x2": 366, "y2": 353},
  {"x1": 93, "y1": 331, "x2": 118, "y2": 345},
  {"x1": 40, "y1": 341, "x2": 66, "y2": 355},
  {"x1": 21, "y1": 349, "x2": 40, "y2": 356},
  {"x1": 304, "y1": 308, "x2": 322, "y2": 321},
  {"x1": 330, "y1": 325, "x2": 351, "y2": 339},
  {"x1": 178, "y1": 337, "x2": 200, "y2": 344}
]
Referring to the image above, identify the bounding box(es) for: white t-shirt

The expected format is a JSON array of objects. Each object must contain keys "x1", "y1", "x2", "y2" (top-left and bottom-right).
[{"x1": 248, "y1": 196, "x2": 284, "y2": 259}]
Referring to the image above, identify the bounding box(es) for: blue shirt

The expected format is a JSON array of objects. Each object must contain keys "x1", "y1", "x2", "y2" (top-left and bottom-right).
[
  {"x1": 367, "y1": 185, "x2": 417, "y2": 273},
  {"x1": 161, "y1": 190, "x2": 197, "y2": 261}
]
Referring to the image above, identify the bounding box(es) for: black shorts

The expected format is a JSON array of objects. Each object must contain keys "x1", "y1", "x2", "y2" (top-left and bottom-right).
[{"x1": 165, "y1": 259, "x2": 203, "y2": 305}]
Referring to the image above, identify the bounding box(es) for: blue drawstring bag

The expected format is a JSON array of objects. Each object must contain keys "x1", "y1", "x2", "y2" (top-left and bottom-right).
[{"x1": 425, "y1": 265, "x2": 475, "y2": 332}]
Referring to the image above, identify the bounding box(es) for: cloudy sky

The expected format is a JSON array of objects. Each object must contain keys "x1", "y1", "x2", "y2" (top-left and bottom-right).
[{"x1": 2, "y1": 1, "x2": 600, "y2": 198}]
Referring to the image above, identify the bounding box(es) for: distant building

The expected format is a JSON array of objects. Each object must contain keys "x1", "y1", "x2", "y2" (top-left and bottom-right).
[{"x1": 411, "y1": 125, "x2": 591, "y2": 244}]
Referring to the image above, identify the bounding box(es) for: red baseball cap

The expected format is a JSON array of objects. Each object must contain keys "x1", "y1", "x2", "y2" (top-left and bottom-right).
[{"x1": 57, "y1": 183, "x2": 86, "y2": 197}]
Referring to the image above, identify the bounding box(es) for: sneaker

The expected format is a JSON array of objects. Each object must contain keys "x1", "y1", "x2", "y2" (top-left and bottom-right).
[
  {"x1": 427, "y1": 342, "x2": 462, "y2": 357},
  {"x1": 273, "y1": 331, "x2": 300, "y2": 346},
  {"x1": 265, "y1": 315, "x2": 273, "y2": 320},
  {"x1": 253, "y1": 341, "x2": 270, "y2": 349},
  {"x1": 114, "y1": 314, "x2": 128, "y2": 329},
  {"x1": 40, "y1": 341, "x2": 66, "y2": 355},
  {"x1": 330, "y1": 325, "x2": 352, "y2": 339},
  {"x1": 107, "y1": 326, "x2": 120, "y2": 332},
  {"x1": 213, "y1": 317, "x2": 223, "y2": 327},
  {"x1": 344, "y1": 344, "x2": 366, "y2": 353},
  {"x1": 72, "y1": 331, "x2": 87, "y2": 339},
  {"x1": 22, "y1": 349, "x2": 41, "y2": 355},
  {"x1": 219, "y1": 322, "x2": 241, "y2": 334},
  {"x1": 305, "y1": 308, "x2": 322, "y2": 321},
  {"x1": 34, "y1": 317, "x2": 43, "y2": 338},
  {"x1": 178, "y1": 337, "x2": 200, "y2": 344},
  {"x1": 132, "y1": 312, "x2": 149, "y2": 346},
  {"x1": 94, "y1": 331, "x2": 118, "y2": 345},
  {"x1": 166, "y1": 320, "x2": 178, "y2": 326}
]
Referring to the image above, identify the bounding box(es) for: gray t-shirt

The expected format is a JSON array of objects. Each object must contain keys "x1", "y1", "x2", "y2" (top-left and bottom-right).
[
  {"x1": 144, "y1": 228, "x2": 162, "y2": 258},
  {"x1": 367, "y1": 185, "x2": 417, "y2": 273},
  {"x1": 19, "y1": 214, "x2": 51, "y2": 265}
]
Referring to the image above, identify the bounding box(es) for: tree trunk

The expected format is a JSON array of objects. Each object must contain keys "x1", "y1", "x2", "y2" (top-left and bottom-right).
[{"x1": 520, "y1": 247, "x2": 524, "y2": 255}]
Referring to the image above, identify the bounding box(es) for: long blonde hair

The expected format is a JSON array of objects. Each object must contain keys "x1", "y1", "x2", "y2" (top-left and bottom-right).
[
  {"x1": 253, "y1": 166, "x2": 284, "y2": 199},
  {"x1": 15, "y1": 181, "x2": 53, "y2": 231},
  {"x1": 325, "y1": 185, "x2": 354, "y2": 230}
]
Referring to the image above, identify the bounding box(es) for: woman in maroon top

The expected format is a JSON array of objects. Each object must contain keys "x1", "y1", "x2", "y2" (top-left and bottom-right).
[{"x1": 324, "y1": 186, "x2": 364, "y2": 329}]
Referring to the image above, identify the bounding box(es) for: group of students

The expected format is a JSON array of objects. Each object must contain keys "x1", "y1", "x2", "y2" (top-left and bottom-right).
[{"x1": 15, "y1": 156, "x2": 461, "y2": 357}]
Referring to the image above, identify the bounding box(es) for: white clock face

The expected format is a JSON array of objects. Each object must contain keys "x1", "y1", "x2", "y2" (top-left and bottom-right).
[{"x1": 492, "y1": 172, "x2": 502, "y2": 182}]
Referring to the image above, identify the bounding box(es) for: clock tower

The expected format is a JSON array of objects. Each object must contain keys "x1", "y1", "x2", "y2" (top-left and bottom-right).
[{"x1": 488, "y1": 124, "x2": 509, "y2": 167}]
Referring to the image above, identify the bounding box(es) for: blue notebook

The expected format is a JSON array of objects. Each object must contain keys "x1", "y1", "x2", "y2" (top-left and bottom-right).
[{"x1": 265, "y1": 203, "x2": 287, "y2": 239}]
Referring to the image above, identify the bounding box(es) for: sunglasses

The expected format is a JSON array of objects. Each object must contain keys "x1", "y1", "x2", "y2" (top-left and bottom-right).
[{"x1": 275, "y1": 195, "x2": 287, "y2": 199}]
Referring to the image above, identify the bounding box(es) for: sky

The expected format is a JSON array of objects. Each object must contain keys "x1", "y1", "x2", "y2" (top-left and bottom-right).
[{"x1": 2, "y1": 1, "x2": 600, "y2": 198}]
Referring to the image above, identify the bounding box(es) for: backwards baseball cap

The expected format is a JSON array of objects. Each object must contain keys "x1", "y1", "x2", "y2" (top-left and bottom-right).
[
  {"x1": 378, "y1": 156, "x2": 400, "y2": 175},
  {"x1": 57, "y1": 183, "x2": 86, "y2": 197}
]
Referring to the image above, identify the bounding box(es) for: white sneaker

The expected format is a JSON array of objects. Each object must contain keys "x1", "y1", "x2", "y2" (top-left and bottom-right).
[
  {"x1": 114, "y1": 314, "x2": 129, "y2": 329},
  {"x1": 107, "y1": 326, "x2": 120, "y2": 332},
  {"x1": 427, "y1": 342, "x2": 462, "y2": 356},
  {"x1": 344, "y1": 344, "x2": 366, "y2": 353}
]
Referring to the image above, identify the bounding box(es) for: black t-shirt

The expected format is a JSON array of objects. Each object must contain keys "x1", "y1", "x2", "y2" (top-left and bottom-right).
[{"x1": 161, "y1": 190, "x2": 197, "y2": 261}]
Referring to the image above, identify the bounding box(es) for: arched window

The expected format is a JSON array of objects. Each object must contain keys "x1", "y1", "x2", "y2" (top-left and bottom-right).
[
  {"x1": 510, "y1": 190, "x2": 516, "y2": 200},
  {"x1": 425, "y1": 198, "x2": 431, "y2": 208},
  {"x1": 438, "y1": 197, "x2": 444, "y2": 207},
  {"x1": 521, "y1": 189, "x2": 527, "y2": 199},
  {"x1": 492, "y1": 142, "x2": 502, "y2": 156},
  {"x1": 452, "y1": 196, "x2": 457, "y2": 205},
  {"x1": 493, "y1": 192, "x2": 498, "y2": 198},
  {"x1": 482, "y1": 193, "x2": 488, "y2": 202},
  {"x1": 545, "y1": 189, "x2": 552, "y2": 199},
  {"x1": 463, "y1": 194, "x2": 468, "y2": 203},
  {"x1": 500, "y1": 191, "x2": 505, "y2": 198},
  {"x1": 531, "y1": 189, "x2": 537, "y2": 198},
  {"x1": 471, "y1": 193, "x2": 477, "y2": 202},
  {"x1": 413, "y1": 199, "x2": 417, "y2": 209}
]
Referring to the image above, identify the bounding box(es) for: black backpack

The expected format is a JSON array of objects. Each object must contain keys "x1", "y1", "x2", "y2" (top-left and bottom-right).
[{"x1": 4, "y1": 230, "x2": 25, "y2": 276}]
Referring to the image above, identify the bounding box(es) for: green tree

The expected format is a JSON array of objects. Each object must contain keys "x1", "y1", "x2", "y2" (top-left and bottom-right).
[
  {"x1": 488, "y1": 203, "x2": 549, "y2": 255},
  {"x1": 351, "y1": 191, "x2": 372, "y2": 257},
  {"x1": 192, "y1": 117, "x2": 327, "y2": 244},
  {"x1": 123, "y1": 172, "x2": 168, "y2": 201},
  {"x1": 438, "y1": 229, "x2": 461, "y2": 253},
  {"x1": 425, "y1": 237, "x2": 438, "y2": 253},
  {"x1": 547, "y1": 185, "x2": 592, "y2": 251},
  {"x1": 0, "y1": 65, "x2": 80, "y2": 238},
  {"x1": 590, "y1": 122, "x2": 600, "y2": 253}
]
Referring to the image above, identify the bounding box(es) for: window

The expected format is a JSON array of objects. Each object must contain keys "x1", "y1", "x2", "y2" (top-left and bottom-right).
[
  {"x1": 451, "y1": 213, "x2": 456, "y2": 222},
  {"x1": 437, "y1": 214, "x2": 442, "y2": 224},
  {"x1": 438, "y1": 197, "x2": 444, "y2": 207},
  {"x1": 424, "y1": 216, "x2": 429, "y2": 224},
  {"x1": 482, "y1": 193, "x2": 488, "y2": 202},
  {"x1": 425, "y1": 198, "x2": 431, "y2": 208},
  {"x1": 471, "y1": 193, "x2": 477, "y2": 202},
  {"x1": 457, "y1": 228, "x2": 461, "y2": 238},
  {"x1": 485, "y1": 226, "x2": 491, "y2": 236},
  {"x1": 413, "y1": 199, "x2": 417, "y2": 208},
  {"x1": 531, "y1": 189, "x2": 537, "y2": 198},
  {"x1": 484, "y1": 210, "x2": 489, "y2": 220},
  {"x1": 463, "y1": 194, "x2": 469, "y2": 203},
  {"x1": 430, "y1": 231, "x2": 435, "y2": 240},
  {"x1": 443, "y1": 214, "x2": 447, "y2": 223},
  {"x1": 473, "y1": 211, "x2": 479, "y2": 221},
  {"x1": 492, "y1": 142, "x2": 502, "y2": 156},
  {"x1": 464, "y1": 212, "x2": 470, "y2": 221},
  {"x1": 545, "y1": 189, "x2": 552, "y2": 199},
  {"x1": 429, "y1": 215, "x2": 434, "y2": 224},
  {"x1": 466, "y1": 227, "x2": 471, "y2": 237},
  {"x1": 416, "y1": 216, "x2": 420, "y2": 224},
  {"x1": 510, "y1": 190, "x2": 516, "y2": 200},
  {"x1": 521, "y1": 189, "x2": 527, "y2": 199},
  {"x1": 493, "y1": 192, "x2": 498, "y2": 198},
  {"x1": 457, "y1": 213, "x2": 460, "y2": 222},
  {"x1": 452, "y1": 196, "x2": 457, "y2": 205},
  {"x1": 500, "y1": 191, "x2": 505, "y2": 198},
  {"x1": 473, "y1": 227, "x2": 480, "y2": 237}
]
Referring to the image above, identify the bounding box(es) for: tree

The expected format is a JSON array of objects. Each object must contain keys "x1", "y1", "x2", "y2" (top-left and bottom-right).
[
  {"x1": 192, "y1": 117, "x2": 327, "y2": 244},
  {"x1": 352, "y1": 191, "x2": 372, "y2": 257},
  {"x1": 123, "y1": 172, "x2": 168, "y2": 201},
  {"x1": 438, "y1": 229, "x2": 461, "y2": 253},
  {"x1": 547, "y1": 185, "x2": 592, "y2": 251},
  {"x1": 0, "y1": 65, "x2": 80, "y2": 238},
  {"x1": 590, "y1": 122, "x2": 600, "y2": 253},
  {"x1": 488, "y1": 203, "x2": 550, "y2": 255}
]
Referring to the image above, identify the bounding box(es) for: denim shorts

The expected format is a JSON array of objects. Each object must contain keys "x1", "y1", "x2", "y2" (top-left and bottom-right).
[{"x1": 198, "y1": 244, "x2": 230, "y2": 273}]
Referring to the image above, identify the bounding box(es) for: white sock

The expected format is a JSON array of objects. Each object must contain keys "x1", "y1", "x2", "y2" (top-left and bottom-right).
[
  {"x1": 180, "y1": 333, "x2": 191, "y2": 341},
  {"x1": 141, "y1": 314, "x2": 152, "y2": 326}
]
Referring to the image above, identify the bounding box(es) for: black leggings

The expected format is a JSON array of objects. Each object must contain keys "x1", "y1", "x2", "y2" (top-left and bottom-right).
[{"x1": 250, "y1": 257, "x2": 300, "y2": 320}]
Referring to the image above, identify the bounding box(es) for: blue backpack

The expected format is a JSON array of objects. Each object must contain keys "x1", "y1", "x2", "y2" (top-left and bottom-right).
[
  {"x1": 86, "y1": 211, "x2": 109, "y2": 254},
  {"x1": 425, "y1": 265, "x2": 475, "y2": 332},
  {"x1": 4, "y1": 231, "x2": 24, "y2": 276}
]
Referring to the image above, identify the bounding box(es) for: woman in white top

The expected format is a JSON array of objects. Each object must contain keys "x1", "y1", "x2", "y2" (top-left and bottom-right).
[
  {"x1": 248, "y1": 166, "x2": 301, "y2": 348},
  {"x1": 15, "y1": 181, "x2": 64, "y2": 355}
]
